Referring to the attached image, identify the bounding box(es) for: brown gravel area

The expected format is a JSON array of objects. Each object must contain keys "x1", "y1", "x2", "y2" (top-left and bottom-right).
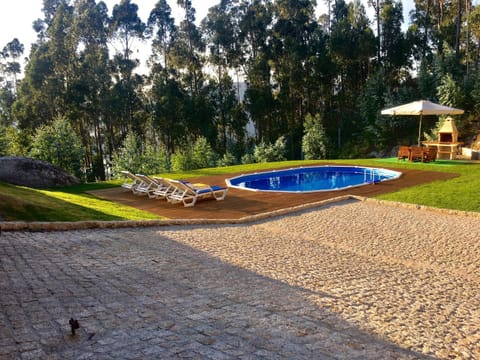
[{"x1": 91, "y1": 165, "x2": 457, "y2": 219}]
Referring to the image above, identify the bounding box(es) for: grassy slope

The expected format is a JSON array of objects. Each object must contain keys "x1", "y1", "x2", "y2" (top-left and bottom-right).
[
  {"x1": 0, "y1": 159, "x2": 478, "y2": 222},
  {"x1": 0, "y1": 182, "x2": 160, "y2": 221}
]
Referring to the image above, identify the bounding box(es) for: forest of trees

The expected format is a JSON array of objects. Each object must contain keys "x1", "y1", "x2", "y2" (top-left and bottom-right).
[{"x1": 1, "y1": 0, "x2": 480, "y2": 180}]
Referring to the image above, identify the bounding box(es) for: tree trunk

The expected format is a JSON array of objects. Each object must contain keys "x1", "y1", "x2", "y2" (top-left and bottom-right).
[{"x1": 455, "y1": 0, "x2": 463, "y2": 56}]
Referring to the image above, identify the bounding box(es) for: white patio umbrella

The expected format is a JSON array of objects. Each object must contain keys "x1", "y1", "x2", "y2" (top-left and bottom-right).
[{"x1": 381, "y1": 100, "x2": 464, "y2": 146}]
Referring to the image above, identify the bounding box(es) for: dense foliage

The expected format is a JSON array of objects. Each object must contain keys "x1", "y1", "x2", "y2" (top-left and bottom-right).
[
  {"x1": 1, "y1": 0, "x2": 479, "y2": 179},
  {"x1": 29, "y1": 115, "x2": 85, "y2": 178},
  {"x1": 302, "y1": 113, "x2": 327, "y2": 160}
]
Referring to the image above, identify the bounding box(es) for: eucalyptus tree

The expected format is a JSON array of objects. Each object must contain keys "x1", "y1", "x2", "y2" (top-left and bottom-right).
[
  {"x1": 173, "y1": 0, "x2": 205, "y2": 95},
  {"x1": 48, "y1": 0, "x2": 77, "y2": 111},
  {"x1": 207, "y1": 73, "x2": 247, "y2": 155},
  {"x1": 367, "y1": 0, "x2": 381, "y2": 61},
  {"x1": 202, "y1": 0, "x2": 247, "y2": 154},
  {"x1": 323, "y1": 0, "x2": 333, "y2": 33},
  {"x1": 408, "y1": 0, "x2": 464, "y2": 98},
  {"x1": 359, "y1": 68, "x2": 390, "y2": 148},
  {"x1": 0, "y1": 39, "x2": 24, "y2": 126},
  {"x1": 109, "y1": 0, "x2": 146, "y2": 138},
  {"x1": 202, "y1": 0, "x2": 242, "y2": 79},
  {"x1": 408, "y1": 0, "x2": 435, "y2": 65},
  {"x1": 433, "y1": 0, "x2": 468, "y2": 59},
  {"x1": 329, "y1": 0, "x2": 375, "y2": 91},
  {"x1": 237, "y1": 0, "x2": 277, "y2": 143},
  {"x1": 379, "y1": 0, "x2": 409, "y2": 88},
  {"x1": 328, "y1": 0, "x2": 376, "y2": 150},
  {"x1": 70, "y1": 0, "x2": 111, "y2": 179},
  {"x1": 110, "y1": 0, "x2": 146, "y2": 62},
  {"x1": 469, "y1": 4, "x2": 480, "y2": 71},
  {"x1": 12, "y1": 0, "x2": 76, "y2": 133},
  {"x1": 409, "y1": 0, "x2": 470, "y2": 61},
  {"x1": 1, "y1": 39, "x2": 24, "y2": 95},
  {"x1": 270, "y1": 0, "x2": 321, "y2": 158},
  {"x1": 171, "y1": 0, "x2": 213, "y2": 143},
  {"x1": 148, "y1": 0, "x2": 176, "y2": 73},
  {"x1": 147, "y1": 0, "x2": 185, "y2": 153},
  {"x1": 308, "y1": 21, "x2": 336, "y2": 121}
]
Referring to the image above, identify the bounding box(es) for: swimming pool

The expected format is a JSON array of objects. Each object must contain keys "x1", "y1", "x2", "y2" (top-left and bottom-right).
[{"x1": 226, "y1": 166, "x2": 402, "y2": 193}]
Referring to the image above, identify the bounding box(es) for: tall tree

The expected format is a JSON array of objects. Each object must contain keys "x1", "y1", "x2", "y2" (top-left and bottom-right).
[
  {"x1": 202, "y1": 0, "x2": 241, "y2": 77},
  {"x1": 328, "y1": 0, "x2": 376, "y2": 149},
  {"x1": 380, "y1": 0, "x2": 409, "y2": 88},
  {"x1": 408, "y1": 0, "x2": 434, "y2": 63},
  {"x1": 109, "y1": 0, "x2": 146, "y2": 137},
  {"x1": 70, "y1": 0, "x2": 111, "y2": 179},
  {"x1": 171, "y1": 0, "x2": 211, "y2": 141},
  {"x1": 110, "y1": 0, "x2": 146, "y2": 61},
  {"x1": 147, "y1": 0, "x2": 183, "y2": 153},
  {"x1": 12, "y1": 0, "x2": 76, "y2": 131},
  {"x1": 172, "y1": 0, "x2": 205, "y2": 95},
  {"x1": 202, "y1": 0, "x2": 246, "y2": 154},
  {"x1": 1, "y1": 39, "x2": 24, "y2": 95},
  {"x1": 368, "y1": 0, "x2": 381, "y2": 61},
  {"x1": 469, "y1": 4, "x2": 480, "y2": 71},
  {"x1": 271, "y1": 0, "x2": 319, "y2": 157},
  {"x1": 0, "y1": 38, "x2": 24, "y2": 126},
  {"x1": 237, "y1": 0, "x2": 277, "y2": 143},
  {"x1": 148, "y1": 0, "x2": 176, "y2": 73}
]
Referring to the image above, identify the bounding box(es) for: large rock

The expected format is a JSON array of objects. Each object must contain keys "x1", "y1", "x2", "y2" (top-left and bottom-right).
[{"x1": 0, "y1": 156, "x2": 79, "y2": 188}]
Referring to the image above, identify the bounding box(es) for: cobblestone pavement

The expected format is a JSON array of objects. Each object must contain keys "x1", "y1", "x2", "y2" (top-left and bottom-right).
[{"x1": 1, "y1": 200, "x2": 479, "y2": 359}]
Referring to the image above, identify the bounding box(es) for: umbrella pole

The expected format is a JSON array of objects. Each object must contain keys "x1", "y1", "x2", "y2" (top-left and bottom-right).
[{"x1": 417, "y1": 114, "x2": 423, "y2": 146}]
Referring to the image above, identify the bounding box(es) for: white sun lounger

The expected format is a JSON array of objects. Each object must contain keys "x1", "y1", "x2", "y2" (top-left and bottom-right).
[
  {"x1": 133, "y1": 174, "x2": 163, "y2": 198},
  {"x1": 120, "y1": 171, "x2": 143, "y2": 192},
  {"x1": 151, "y1": 177, "x2": 175, "y2": 199},
  {"x1": 165, "y1": 179, "x2": 228, "y2": 207}
]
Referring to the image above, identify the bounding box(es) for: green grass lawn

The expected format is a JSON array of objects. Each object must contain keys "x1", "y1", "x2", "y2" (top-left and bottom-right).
[
  {"x1": 346, "y1": 158, "x2": 480, "y2": 212},
  {"x1": 0, "y1": 159, "x2": 478, "y2": 222}
]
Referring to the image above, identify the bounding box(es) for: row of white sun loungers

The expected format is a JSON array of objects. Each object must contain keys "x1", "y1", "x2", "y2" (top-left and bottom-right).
[{"x1": 120, "y1": 171, "x2": 228, "y2": 207}]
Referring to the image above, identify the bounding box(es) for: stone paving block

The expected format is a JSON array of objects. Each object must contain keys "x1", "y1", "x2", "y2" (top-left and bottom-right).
[{"x1": 1, "y1": 201, "x2": 479, "y2": 359}]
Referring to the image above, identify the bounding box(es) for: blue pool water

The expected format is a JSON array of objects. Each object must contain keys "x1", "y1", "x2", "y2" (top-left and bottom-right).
[{"x1": 226, "y1": 166, "x2": 402, "y2": 193}]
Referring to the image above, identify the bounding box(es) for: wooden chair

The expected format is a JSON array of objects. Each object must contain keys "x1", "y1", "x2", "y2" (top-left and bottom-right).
[
  {"x1": 397, "y1": 146, "x2": 411, "y2": 161},
  {"x1": 409, "y1": 146, "x2": 424, "y2": 162},
  {"x1": 423, "y1": 147, "x2": 437, "y2": 162}
]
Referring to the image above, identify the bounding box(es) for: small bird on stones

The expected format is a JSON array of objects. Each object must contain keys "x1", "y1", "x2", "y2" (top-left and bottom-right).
[{"x1": 69, "y1": 318, "x2": 80, "y2": 336}]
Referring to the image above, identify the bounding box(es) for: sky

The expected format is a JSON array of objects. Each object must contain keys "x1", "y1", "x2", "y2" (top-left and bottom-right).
[
  {"x1": 0, "y1": 0, "x2": 414, "y2": 72},
  {"x1": 0, "y1": 1, "x2": 217, "y2": 55}
]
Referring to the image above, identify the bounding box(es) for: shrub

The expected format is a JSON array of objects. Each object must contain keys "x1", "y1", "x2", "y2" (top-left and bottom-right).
[
  {"x1": 171, "y1": 147, "x2": 194, "y2": 172},
  {"x1": 302, "y1": 113, "x2": 327, "y2": 160},
  {"x1": 217, "y1": 151, "x2": 237, "y2": 167},
  {"x1": 29, "y1": 115, "x2": 85, "y2": 178},
  {"x1": 142, "y1": 144, "x2": 170, "y2": 174},
  {"x1": 253, "y1": 136, "x2": 287, "y2": 162},
  {"x1": 112, "y1": 131, "x2": 169, "y2": 176},
  {"x1": 112, "y1": 131, "x2": 143, "y2": 175},
  {"x1": 0, "y1": 125, "x2": 8, "y2": 156},
  {"x1": 192, "y1": 136, "x2": 217, "y2": 169},
  {"x1": 241, "y1": 152, "x2": 255, "y2": 164}
]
